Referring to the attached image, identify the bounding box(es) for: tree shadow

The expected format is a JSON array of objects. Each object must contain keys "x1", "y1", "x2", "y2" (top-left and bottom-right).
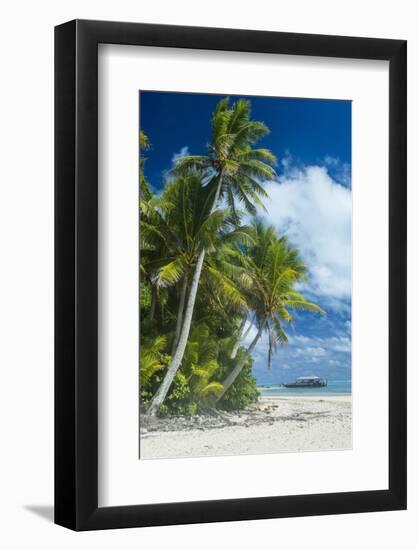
[{"x1": 24, "y1": 505, "x2": 54, "y2": 523}]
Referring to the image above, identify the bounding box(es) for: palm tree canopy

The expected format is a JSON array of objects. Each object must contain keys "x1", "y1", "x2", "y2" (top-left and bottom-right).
[
  {"x1": 235, "y1": 219, "x2": 325, "y2": 368},
  {"x1": 139, "y1": 130, "x2": 152, "y2": 200},
  {"x1": 140, "y1": 173, "x2": 251, "y2": 309},
  {"x1": 173, "y1": 98, "x2": 277, "y2": 221}
]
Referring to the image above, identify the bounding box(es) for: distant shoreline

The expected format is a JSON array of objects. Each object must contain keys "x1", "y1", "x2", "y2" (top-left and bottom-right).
[
  {"x1": 260, "y1": 394, "x2": 351, "y2": 403},
  {"x1": 256, "y1": 380, "x2": 352, "y2": 398},
  {"x1": 259, "y1": 391, "x2": 352, "y2": 398}
]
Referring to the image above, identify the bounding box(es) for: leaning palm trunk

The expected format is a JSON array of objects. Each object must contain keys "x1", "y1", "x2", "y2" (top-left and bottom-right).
[
  {"x1": 216, "y1": 322, "x2": 264, "y2": 402},
  {"x1": 267, "y1": 330, "x2": 273, "y2": 370},
  {"x1": 147, "y1": 176, "x2": 224, "y2": 416},
  {"x1": 171, "y1": 273, "x2": 188, "y2": 354},
  {"x1": 241, "y1": 319, "x2": 253, "y2": 342},
  {"x1": 230, "y1": 315, "x2": 247, "y2": 360},
  {"x1": 147, "y1": 251, "x2": 206, "y2": 415}
]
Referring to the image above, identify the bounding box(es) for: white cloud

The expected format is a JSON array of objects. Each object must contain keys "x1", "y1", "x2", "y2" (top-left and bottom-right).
[
  {"x1": 305, "y1": 346, "x2": 327, "y2": 357},
  {"x1": 262, "y1": 164, "x2": 352, "y2": 307},
  {"x1": 248, "y1": 329, "x2": 351, "y2": 382},
  {"x1": 242, "y1": 322, "x2": 350, "y2": 356},
  {"x1": 323, "y1": 156, "x2": 351, "y2": 188},
  {"x1": 292, "y1": 334, "x2": 350, "y2": 353},
  {"x1": 327, "y1": 336, "x2": 350, "y2": 353},
  {"x1": 281, "y1": 150, "x2": 293, "y2": 170},
  {"x1": 171, "y1": 146, "x2": 190, "y2": 164}
]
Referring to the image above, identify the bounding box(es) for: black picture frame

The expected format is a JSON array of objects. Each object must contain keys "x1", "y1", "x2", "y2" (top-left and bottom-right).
[{"x1": 55, "y1": 19, "x2": 407, "y2": 531}]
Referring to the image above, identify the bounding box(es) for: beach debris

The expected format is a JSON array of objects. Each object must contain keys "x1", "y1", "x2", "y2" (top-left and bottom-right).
[{"x1": 140, "y1": 399, "x2": 351, "y2": 434}]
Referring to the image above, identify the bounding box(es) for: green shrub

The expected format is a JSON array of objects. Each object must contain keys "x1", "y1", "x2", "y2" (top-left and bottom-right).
[{"x1": 218, "y1": 357, "x2": 259, "y2": 411}]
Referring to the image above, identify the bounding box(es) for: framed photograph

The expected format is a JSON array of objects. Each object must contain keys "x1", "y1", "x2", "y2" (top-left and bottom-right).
[{"x1": 55, "y1": 19, "x2": 406, "y2": 530}]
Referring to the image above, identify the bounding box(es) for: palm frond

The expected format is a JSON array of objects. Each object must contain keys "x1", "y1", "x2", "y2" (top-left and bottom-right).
[
  {"x1": 284, "y1": 300, "x2": 325, "y2": 314},
  {"x1": 205, "y1": 266, "x2": 248, "y2": 308},
  {"x1": 156, "y1": 257, "x2": 186, "y2": 287},
  {"x1": 238, "y1": 147, "x2": 277, "y2": 165},
  {"x1": 199, "y1": 382, "x2": 224, "y2": 397},
  {"x1": 272, "y1": 317, "x2": 289, "y2": 345}
]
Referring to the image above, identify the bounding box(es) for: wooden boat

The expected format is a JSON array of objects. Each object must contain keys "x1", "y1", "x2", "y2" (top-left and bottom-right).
[{"x1": 283, "y1": 376, "x2": 327, "y2": 388}]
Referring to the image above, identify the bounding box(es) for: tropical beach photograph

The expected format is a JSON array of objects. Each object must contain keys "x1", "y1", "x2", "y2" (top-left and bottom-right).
[{"x1": 139, "y1": 91, "x2": 352, "y2": 459}]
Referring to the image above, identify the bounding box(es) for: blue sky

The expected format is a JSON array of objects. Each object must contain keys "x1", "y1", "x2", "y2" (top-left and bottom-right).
[{"x1": 140, "y1": 91, "x2": 352, "y2": 384}]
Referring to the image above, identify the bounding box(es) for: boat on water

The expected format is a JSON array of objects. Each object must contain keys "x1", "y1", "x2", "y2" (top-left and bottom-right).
[{"x1": 282, "y1": 376, "x2": 327, "y2": 388}]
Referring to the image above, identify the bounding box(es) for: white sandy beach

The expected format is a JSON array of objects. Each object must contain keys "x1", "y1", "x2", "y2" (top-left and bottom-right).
[{"x1": 140, "y1": 395, "x2": 352, "y2": 459}]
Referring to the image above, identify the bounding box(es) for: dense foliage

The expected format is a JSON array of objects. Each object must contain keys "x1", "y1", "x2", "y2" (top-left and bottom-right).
[{"x1": 139, "y1": 98, "x2": 323, "y2": 416}]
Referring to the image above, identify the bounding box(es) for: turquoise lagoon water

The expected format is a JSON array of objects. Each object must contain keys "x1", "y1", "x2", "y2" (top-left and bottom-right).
[{"x1": 258, "y1": 379, "x2": 351, "y2": 397}]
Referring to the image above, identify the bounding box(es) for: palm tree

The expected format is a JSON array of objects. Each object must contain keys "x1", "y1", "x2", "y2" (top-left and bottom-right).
[
  {"x1": 217, "y1": 220, "x2": 324, "y2": 401},
  {"x1": 140, "y1": 191, "x2": 168, "y2": 322},
  {"x1": 147, "y1": 98, "x2": 276, "y2": 415},
  {"x1": 139, "y1": 130, "x2": 162, "y2": 320},
  {"x1": 142, "y1": 173, "x2": 248, "y2": 349},
  {"x1": 229, "y1": 314, "x2": 248, "y2": 359},
  {"x1": 139, "y1": 130, "x2": 152, "y2": 200}
]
